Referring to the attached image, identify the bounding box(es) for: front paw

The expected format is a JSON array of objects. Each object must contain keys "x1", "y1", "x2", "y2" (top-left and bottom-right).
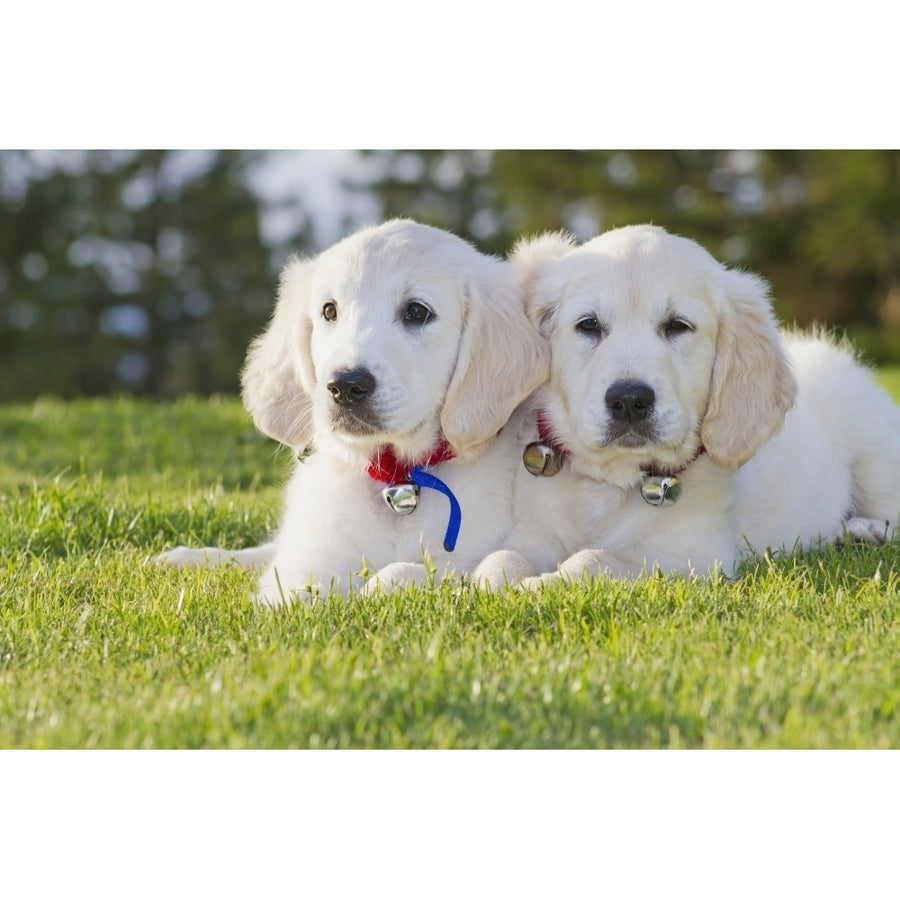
[
  {"x1": 157, "y1": 546, "x2": 218, "y2": 568},
  {"x1": 518, "y1": 572, "x2": 561, "y2": 591},
  {"x1": 836, "y1": 517, "x2": 892, "y2": 546},
  {"x1": 473, "y1": 550, "x2": 538, "y2": 590},
  {"x1": 362, "y1": 562, "x2": 429, "y2": 596}
]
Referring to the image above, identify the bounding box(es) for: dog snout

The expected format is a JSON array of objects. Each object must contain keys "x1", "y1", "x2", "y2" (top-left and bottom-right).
[
  {"x1": 327, "y1": 368, "x2": 376, "y2": 407},
  {"x1": 605, "y1": 380, "x2": 655, "y2": 422}
]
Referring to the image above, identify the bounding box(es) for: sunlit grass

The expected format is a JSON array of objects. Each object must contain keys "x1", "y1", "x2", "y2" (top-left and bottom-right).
[
  {"x1": 0, "y1": 394, "x2": 898, "y2": 748},
  {"x1": 876, "y1": 365, "x2": 900, "y2": 397}
]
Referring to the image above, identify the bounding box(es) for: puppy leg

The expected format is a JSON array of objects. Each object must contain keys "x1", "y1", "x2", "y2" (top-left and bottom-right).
[
  {"x1": 849, "y1": 457, "x2": 900, "y2": 544},
  {"x1": 847, "y1": 440, "x2": 900, "y2": 544},
  {"x1": 836, "y1": 517, "x2": 891, "y2": 546},
  {"x1": 819, "y1": 351, "x2": 900, "y2": 540},
  {"x1": 473, "y1": 550, "x2": 539, "y2": 589},
  {"x1": 558, "y1": 548, "x2": 627, "y2": 580},
  {"x1": 515, "y1": 548, "x2": 629, "y2": 590},
  {"x1": 362, "y1": 561, "x2": 431, "y2": 595},
  {"x1": 158, "y1": 541, "x2": 275, "y2": 569}
]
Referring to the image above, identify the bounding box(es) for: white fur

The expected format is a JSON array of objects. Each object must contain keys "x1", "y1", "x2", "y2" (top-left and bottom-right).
[
  {"x1": 161, "y1": 220, "x2": 548, "y2": 603},
  {"x1": 475, "y1": 225, "x2": 900, "y2": 588}
]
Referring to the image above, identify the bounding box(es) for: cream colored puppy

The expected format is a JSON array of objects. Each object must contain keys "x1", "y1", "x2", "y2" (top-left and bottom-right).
[
  {"x1": 475, "y1": 225, "x2": 900, "y2": 588},
  {"x1": 163, "y1": 219, "x2": 548, "y2": 603}
]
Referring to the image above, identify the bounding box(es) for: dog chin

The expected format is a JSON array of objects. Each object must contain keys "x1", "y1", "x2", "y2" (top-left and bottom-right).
[
  {"x1": 326, "y1": 413, "x2": 440, "y2": 461},
  {"x1": 607, "y1": 433, "x2": 651, "y2": 450},
  {"x1": 573, "y1": 429, "x2": 693, "y2": 489},
  {"x1": 595, "y1": 433, "x2": 699, "y2": 476}
]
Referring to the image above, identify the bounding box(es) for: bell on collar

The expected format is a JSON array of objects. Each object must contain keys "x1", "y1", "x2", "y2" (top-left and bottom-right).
[
  {"x1": 640, "y1": 474, "x2": 682, "y2": 507},
  {"x1": 383, "y1": 482, "x2": 419, "y2": 515},
  {"x1": 523, "y1": 442, "x2": 564, "y2": 477}
]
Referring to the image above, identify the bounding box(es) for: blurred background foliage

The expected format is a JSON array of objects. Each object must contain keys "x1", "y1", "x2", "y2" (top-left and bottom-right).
[{"x1": 1, "y1": 149, "x2": 898, "y2": 401}]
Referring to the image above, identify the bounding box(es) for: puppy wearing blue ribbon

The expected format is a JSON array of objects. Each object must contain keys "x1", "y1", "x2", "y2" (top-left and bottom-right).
[{"x1": 161, "y1": 220, "x2": 548, "y2": 604}]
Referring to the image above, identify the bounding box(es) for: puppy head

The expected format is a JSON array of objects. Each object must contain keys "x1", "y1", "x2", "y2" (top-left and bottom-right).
[
  {"x1": 516, "y1": 225, "x2": 796, "y2": 486},
  {"x1": 242, "y1": 219, "x2": 548, "y2": 465}
]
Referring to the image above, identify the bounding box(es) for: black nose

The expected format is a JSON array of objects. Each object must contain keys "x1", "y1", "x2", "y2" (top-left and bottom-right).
[
  {"x1": 605, "y1": 380, "x2": 655, "y2": 422},
  {"x1": 327, "y1": 368, "x2": 376, "y2": 406}
]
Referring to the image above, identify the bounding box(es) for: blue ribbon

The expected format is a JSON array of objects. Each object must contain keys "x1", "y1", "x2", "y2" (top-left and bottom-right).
[{"x1": 408, "y1": 466, "x2": 462, "y2": 552}]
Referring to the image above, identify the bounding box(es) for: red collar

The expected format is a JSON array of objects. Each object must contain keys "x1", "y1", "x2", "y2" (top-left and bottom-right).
[
  {"x1": 537, "y1": 410, "x2": 705, "y2": 477},
  {"x1": 366, "y1": 439, "x2": 456, "y2": 484},
  {"x1": 537, "y1": 410, "x2": 568, "y2": 455}
]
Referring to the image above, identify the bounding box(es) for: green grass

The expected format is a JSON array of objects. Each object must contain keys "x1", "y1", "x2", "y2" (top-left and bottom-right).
[{"x1": 1, "y1": 389, "x2": 898, "y2": 749}]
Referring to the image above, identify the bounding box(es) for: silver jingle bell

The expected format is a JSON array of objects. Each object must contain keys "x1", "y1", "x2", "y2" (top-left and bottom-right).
[
  {"x1": 523, "y1": 442, "x2": 565, "y2": 477},
  {"x1": 640, "y1": 475, "x2": 682, "y2": 507},
  {"x1": 382, "y1": 482, "x2": 419, "y2": 515}
]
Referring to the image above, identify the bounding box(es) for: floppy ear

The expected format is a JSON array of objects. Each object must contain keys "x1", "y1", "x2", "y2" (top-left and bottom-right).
[
  {"x1": 700, "y1": 269, "x2": 797, "y2": 469},
  {"x1": 512, "y1": 231, "x2": 576, "y2": 337},
  {"x1": 439, "y1": 258, "x2": 550, "y2": 458},
  {"x1": 240, "y1": 256, "x2": 317, "y2": 449}
]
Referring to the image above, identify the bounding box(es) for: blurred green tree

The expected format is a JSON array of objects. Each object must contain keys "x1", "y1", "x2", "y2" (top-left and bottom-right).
[
  {"x1": 751, "y1": 150, "x2": 900, "y2": 341},
  {"x1": 2, "y1": 149, "x2": 898, "y2": 403},
  {"x1": 368, "y1": 149, "x2": 900, "y2": 360},
  {"x1": 0, "y1": 150, "x2": 311, "y2": 400},
  {"x1": 355, "y1": 150, "x2": 504, "y2": 253}
]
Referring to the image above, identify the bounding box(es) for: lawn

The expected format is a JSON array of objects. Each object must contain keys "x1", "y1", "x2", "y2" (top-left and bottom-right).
[{"x1": 1, "y1": 375, "x2": 898, "y2": 749}]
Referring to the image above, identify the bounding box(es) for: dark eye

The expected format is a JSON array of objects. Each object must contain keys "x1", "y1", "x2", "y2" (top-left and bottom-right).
[
  {"x1": 322, "y1": 301, "x2": 337, "y2": 321},
  {"x1": 402, "y1": 299, "x2": 433, "y2": 326},
  {"x1": 575, "y1": 315, "x2": 605, "y2": 337},
  {"x1": 663, "y1": 316, "x2": 694, "y2": 339}
]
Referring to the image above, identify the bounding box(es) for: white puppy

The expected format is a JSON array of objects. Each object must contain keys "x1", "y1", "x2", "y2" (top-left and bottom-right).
[
  {"x1": 475, "y1": 224, "x2": 900, "y2": 587},
  {"x1": 162, "y1": 219, "x2": 548, "y2": 603}
]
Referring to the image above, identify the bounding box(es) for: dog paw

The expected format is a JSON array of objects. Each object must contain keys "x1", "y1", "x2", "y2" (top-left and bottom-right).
[
  {"x1": 472, "y1": 550, "x2": 538, "y2": 590},
  {"x1": 517, "y1": 573, "x2": 560, "y2": 591},
  {"x1": 157, "y1": 547, "x2": 221, "y2": 568},
  {"x1": 362, "y1": 562, "x2": 429, "y2": 595},
  {"x1": 836, "y1": 517, "x2": 891, "y2": 546}
]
